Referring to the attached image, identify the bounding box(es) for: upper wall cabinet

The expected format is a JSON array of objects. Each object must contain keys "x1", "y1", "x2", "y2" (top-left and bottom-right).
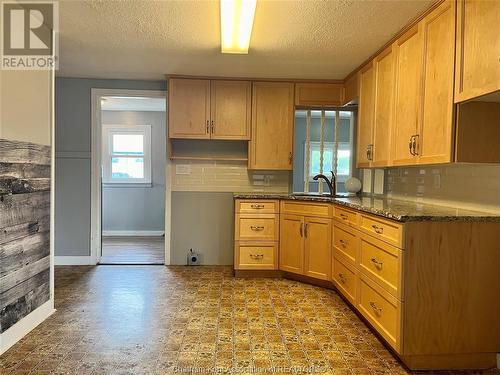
[
  {"x1": 168, "y1": 78, "x2": 251, "y2": 140},
  {"x1": 455, "y1": 0, "x2": 500, "y2": 103},
  {"x1": 343, "y1": 74, "x2": 359, "y2": 105},
  {"x1": 356, "y1": 63, "x2": 375, "y2": 168},
  {"x1": 372, "y1": 45, "x2": 396, "y2": 167},
  {"x1": 249, "y1": 82, "x2": 294, "y2": 170},
  {"x1": 168, "y1": 78, "x2": 211, "y2": 139},
  {"x1": 295, "y1": 83, "x2": 344, "y2": 107}
]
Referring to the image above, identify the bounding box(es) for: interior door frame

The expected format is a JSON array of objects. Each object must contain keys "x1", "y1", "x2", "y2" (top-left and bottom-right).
[{"x1": 90, "y1": 88, "x2": 170, "y2": 265}]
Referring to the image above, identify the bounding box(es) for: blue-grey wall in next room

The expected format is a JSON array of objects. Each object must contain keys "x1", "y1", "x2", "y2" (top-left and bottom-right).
[{"x1": 55, "y1": 78, "x2": 166, "y2": 256}]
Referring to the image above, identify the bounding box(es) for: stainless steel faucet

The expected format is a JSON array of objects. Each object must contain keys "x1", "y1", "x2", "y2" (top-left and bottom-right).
[{"x1": 313, "y1": 171, "x2": 336, "y2": 196}]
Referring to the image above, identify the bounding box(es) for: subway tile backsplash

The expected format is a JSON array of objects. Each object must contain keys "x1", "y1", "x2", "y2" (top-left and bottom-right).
[
  {"x1": 385, "y1": 164, "x2": 500, "y2": 213},
  {"x1": 171, "y1": 160, "x2": 290, "y2": 193}
]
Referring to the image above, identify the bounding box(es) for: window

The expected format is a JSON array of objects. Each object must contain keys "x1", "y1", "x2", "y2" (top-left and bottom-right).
[
  {"x1": 305, "y1": 141, "x2": 351, "y2": 182},
  {"x1": 102, "y1": 125, "x2": 152, "y2": 185}
]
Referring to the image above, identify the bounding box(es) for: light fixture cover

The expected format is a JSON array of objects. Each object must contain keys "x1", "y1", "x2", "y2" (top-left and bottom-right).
[{"x1": 220, "y1": 0, "x2": 257, "y2": 54}]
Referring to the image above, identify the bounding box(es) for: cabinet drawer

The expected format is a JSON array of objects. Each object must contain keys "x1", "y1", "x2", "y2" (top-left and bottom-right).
[
  {"x1": 236, "y1": 215, "x2": 278, "y2": 241},
  {"x1": 332, "y1": 256, "x2": 357, "y2": 305},
  {"x1": 333, "y1": 206, "x2": 358, "y2": 227},
  {"x1": 281, "y1": 200, "x2": 331, "y2": 217},
  {"x1": 359, "y1": 214, "x2": 403, "y2": 248},
  {"x1": 358, "y1": 274, "x2": 402, "y2": 353},
  {"x1": 333, "y1": 222, "x2": 358, "y2": 265},
  {"x1": 359, "y1": 234, "x2": 403, "y2": 299},
  {"x1": 235, "y1": 242, "x2": 277, "y2": 270},
  {"x1": 236, "y1": 199, "x2": 279, "y2": 214}
]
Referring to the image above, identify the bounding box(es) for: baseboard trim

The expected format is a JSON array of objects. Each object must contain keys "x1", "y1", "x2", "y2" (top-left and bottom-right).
[
  {"x1": 102, "y1": 230, "x2": 165, "y2": 237},
  {"x1": 54, "y1": 256, "x2": 95, "y2": 265},
  {"x1": 0, "y1": 300, "x2": 55, "y2": 355}
]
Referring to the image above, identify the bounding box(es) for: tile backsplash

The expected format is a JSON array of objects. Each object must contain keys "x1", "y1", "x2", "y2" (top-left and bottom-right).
[
  {"x1": 385, "y1": 164, "x2": 500, "y2": 213},
  {"x1": 171, "y1": 160, "x2": 290, "y2": 193}
]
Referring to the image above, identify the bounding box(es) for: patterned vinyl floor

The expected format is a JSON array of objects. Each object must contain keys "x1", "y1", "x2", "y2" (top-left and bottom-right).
[{"x1": 1, "y1": 266, "x2": 498, "y2": 375}]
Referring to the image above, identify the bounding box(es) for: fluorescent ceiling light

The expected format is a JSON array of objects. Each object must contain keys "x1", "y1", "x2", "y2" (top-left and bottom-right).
[{"x1": 220, "y1": 0, "x2": 257, "y2": 54}]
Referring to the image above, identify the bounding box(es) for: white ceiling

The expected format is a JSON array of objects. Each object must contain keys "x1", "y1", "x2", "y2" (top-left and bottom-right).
[
  {"x1": 58, "y1": 0, "x2": 434, "y2": 81},
  {"x1": 101, "y1": 96, "x2": 166, "y2": 111}
]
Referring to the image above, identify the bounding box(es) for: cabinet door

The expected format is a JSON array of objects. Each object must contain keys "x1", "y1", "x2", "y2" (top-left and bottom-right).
[
  {"x1": 418, "y1": 0, "x2": 455, "y2": 164},
  {"x1": 295, "y1": 83, "x2": 344, "y2": 107},
  {"x1": 279, "y1": 214, "x2": 304, "y2": 274},
  {"x1": 304, "y1": 217, "x2": 332, "y2": 281},
  {"x1": 372, "y1": 46, "x2": 396, "y2": 167},
  {"x1": 249, "y1": 82, "x2": 294, "y2": 170},
  {"x1": 356, "y1": 63, "x2": 375, "y2": 168},
  {"x1": 455, "y1": 0, "x2": 500, "y2": 102},
  {"x1": 210, "y1": 80, "x2": 251, "y2": 140},
  {"x1": 168, "y1": 79, "x2": 210, "y2": 139},
  {"x1": 392, "y1": 25, "x2": 423, "y2": 166}
]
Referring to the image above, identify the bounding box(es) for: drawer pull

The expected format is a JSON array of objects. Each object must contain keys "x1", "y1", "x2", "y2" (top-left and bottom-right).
[
  {"x1": 340, "y1": 213, "x2": 349, "y2": 220},
  {"x1": 369, "y1": 301, "x2": 383, "y2": 316},
  {"x1": 250, "y1": 225, "x2": 265, "y2": 231},
  {"x1": 338, "y1": 273, "x2": 347, "y2": 284},
  {"x1": 371, "y1": 257, "x2": 383, "y2": 269},
  {"x1": 300, "y1": 222, "x2": 303, "y2": 237},
  {"x1": 249, "y1": 254, "x2": 264, "y2": 260},
  {"x1": 371, "y1": 224, "x2": 384, "y2": 234},
  {"x1": 250, "y1": 204, "x2": 265, "y2": 209},
  {"x1": 339, "y1": 239, "x2": 348, "y2": 247}
]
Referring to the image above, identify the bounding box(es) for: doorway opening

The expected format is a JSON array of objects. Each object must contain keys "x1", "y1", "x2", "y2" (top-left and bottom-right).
[{"x1": 93, "y1": 92, "x2": 167, "y2": 265}]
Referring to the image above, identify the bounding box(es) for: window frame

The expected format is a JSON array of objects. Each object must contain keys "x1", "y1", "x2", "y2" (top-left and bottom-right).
[
  {"x1": 305, "y1": 141, "x2": 352, "y2": 183},
  {"x1": 102, "y1": 124, "x2": 152, "y2": 186}
]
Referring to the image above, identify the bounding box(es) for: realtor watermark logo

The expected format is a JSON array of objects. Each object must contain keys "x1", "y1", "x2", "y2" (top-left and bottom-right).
[{"x1": 1, "y1": 1, "x2": 59, "y2": 70}]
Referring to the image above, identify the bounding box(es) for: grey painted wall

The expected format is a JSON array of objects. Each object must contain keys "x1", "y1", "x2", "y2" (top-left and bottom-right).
[
  {"x1": 55, "y1": 78, "x2": 166, "y2": 256},
  {"x1": 170, "y1": 192, "x2": 234, "y2": 265},
  {"x1": 102, "y1": 111, "x2": 166, "y2": 232}
]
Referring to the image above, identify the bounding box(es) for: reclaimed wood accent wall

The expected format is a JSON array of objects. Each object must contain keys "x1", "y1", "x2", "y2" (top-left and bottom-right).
[{"x1": 0, "y1": 139, "x2": 51, "y2": 333}]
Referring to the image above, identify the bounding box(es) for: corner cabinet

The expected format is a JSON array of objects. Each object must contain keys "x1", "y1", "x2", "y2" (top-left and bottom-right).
[
  {"x1": 248, "y1": 82, "x2": 295, "y2": 170},
  {"x1": 455, "y1": 0, "x2": 500, "y2": 103},
  {"x1": 168, "y1": 78, "x2": 251, "y2": 140}
]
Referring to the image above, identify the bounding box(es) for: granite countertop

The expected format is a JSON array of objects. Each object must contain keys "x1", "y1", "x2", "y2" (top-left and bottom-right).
[{"x1": 233, "y1": 193, "x2": 500, "y2": 222}]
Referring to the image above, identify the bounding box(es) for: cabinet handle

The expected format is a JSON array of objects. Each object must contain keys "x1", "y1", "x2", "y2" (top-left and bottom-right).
[
  {"x1": 369, "y1": 301, "x2": 383, "y2": 316},
  {"x1": 206, "y1": 120, "x2": 209, "y2": 134},
  {"x1": 338, "y1": 273, "x2": 347, "y2": 283},
  {"x1": 250, "y1": 204, "x2": 265, "y2": 209},
  {"x1": 249, "y1": 254, "x2": 264, "y2": 260},
  {"x1": 340, "y1": 213, "x2": 348, "y2": 220},
  {"x1": 211, "y1": 120, "x2": 214, "y2": 133},
  {"x1": 412, "y1": 134, "x2": 419, "y2": 156},
  {"x1": 250, "y1": 225, "x2": 264, "y2": 231},
  {"x1": 339, "y1": 239, "x2": 348, "y2": 247},
  {"x1": 304, "y1": 223, "x2": 308, "y2": 238},
  {"x1": 371, "y1": 224, "x2": 384, "y2": 234},
  {"x1": 371, "y1": 257, "x2": 383, "y2": 269},
  {"x1": 366, "y1": 144, "x2": 374, "y2": 161},
  {"x1": 409, "y1": 136, "x2": 415, "y2": 156},
  {"x1": 288, "y1": 152, "x2": 293, "y2": 165},
  {"x1": 299, "y1": 222, "x2": 303, "y2": 237}
]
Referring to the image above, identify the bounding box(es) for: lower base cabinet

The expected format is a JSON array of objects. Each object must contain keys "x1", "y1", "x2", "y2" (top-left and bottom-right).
[{"x1": 235, "y1": 198, "x2": 500, "y2": 370}]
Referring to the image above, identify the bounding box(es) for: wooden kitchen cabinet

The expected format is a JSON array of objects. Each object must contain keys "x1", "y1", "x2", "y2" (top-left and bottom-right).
[
  {"x1": 455, "y1": 0, "x2": 500, "y2": 103},
  {"x1": 279, "y1": 214, "x2": 304, "y2": 274},
  {"x1": 210, "y1": 80, "x2": 251, "y2": 140},
  {"x1": 418, "y1": 0, "x2": 455, "y2": 164},
  {"x1": 356, "y1": 63, "x2": 375, "y2": 168},
  {"x1": 295, "y1": 82, "x2": 344, "y2": 107},
  {"x1": 168, "y1": 78, "x2": 210, "y2": 139},
  {"x1": 248, "y1": 82, "x2": 295, "y2": 170},
  {"x1": 343, "y1": 73, "x2": 359, "y2": 105},
  {"x1": 391, "y1": 24, "x2": 423, "y2": 166},
  {"x1": 372, "y1": 45, "x2": 396, "y2": 167},
  {"x1": 280, "y1": 201, "x2": 332, "y2": 278},
  {"x1": 168, "y1": 78, "x2": 251, "y2": 140},
  {"x1": 303, "y1": 216, "x2": 332, "y2": 280}
]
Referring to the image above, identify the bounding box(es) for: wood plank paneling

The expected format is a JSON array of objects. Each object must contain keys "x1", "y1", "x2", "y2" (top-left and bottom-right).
[{"x1": 0, "y1": 138, "x2": 51, "y2": 333}]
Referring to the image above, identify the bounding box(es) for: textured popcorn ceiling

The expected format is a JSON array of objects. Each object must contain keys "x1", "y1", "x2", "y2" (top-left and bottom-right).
[{"x1": 57, "y1": 0, "x2": 434, "y2": 80}]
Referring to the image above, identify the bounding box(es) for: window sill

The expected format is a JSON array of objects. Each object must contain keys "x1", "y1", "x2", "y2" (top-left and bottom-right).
[{"x1": 102, "y1": 182, "x2": 153, "y2": 188}]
